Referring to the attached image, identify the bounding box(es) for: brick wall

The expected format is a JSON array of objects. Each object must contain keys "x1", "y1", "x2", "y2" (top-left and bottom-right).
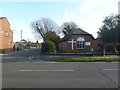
[
  {"x1": 0, "y1": 18, "x2": 13, "y2": 53},
  {"x1": 59, "y1": 35, "x2": 103, "y2": 53}
]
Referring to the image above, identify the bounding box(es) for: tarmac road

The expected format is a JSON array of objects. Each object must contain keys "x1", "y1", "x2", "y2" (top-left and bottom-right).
[
  {"x1": 1, "y1": 48, "x2": 120, "y2": 88},
  {"x1": 2, "y1": 48, "x2": 41, "y2": 63}
]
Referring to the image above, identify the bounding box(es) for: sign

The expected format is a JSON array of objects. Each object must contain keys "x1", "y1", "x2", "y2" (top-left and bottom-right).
[
  {"x1": 68, "y1": 41, "x2": 77, "y2": 43},
  {"x1": 85, "y1": 42, "x2": 91, "y2": 46}
]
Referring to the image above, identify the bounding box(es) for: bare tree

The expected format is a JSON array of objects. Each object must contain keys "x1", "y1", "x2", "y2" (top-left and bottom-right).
[
  {"x1": 31, "y1": 17, "x2": 58, "y2": 41},
  {"x1": 61, "y1": 21, "x2": 78, "y2": 35}
]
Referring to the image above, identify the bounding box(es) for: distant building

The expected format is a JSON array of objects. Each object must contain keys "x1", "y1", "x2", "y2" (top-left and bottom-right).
[
  {"x1": 0, "y1": 17, "x2": 13, "y2": 52},
  {"x1": 59, "y1": 28, "x2": 103, "y2": 53}
]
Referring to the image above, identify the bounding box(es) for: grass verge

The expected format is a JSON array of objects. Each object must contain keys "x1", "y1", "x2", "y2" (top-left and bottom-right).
[{"x1": 51, "y1": 56, "x2": 120, "y2": 62}]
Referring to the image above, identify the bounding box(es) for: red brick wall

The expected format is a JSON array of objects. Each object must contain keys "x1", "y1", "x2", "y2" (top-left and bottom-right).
[
  {"x1": 59, "y1": 35, "x2": 101, "y2": 53},
  {"x1": 0, "y1": 18, "x2": 13, "y2": 53}
]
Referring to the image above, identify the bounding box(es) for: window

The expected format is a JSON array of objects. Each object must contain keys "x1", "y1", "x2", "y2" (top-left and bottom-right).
[
  {"x1": 5, "y1": 32, "x2": 9, "y2": 37},
  {"x1": 0, "y1": 30, "x2": 2, "y2": 34},
  {"x1": 77, "y1": 37, "x2": 85, "y2": 49}
]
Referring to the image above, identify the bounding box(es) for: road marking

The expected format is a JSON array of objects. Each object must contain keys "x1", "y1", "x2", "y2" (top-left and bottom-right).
[
  {"x1": 103, "y1": 69, "x2": 120, "y2": 71},
  {"x1": 33, "y1": 62, "x2": 66, "y2": 63},
  {"x1": 18, "y1": 69, "x2": 74, "y2": 72},
  {"x1": 29, "y1": 57, "x2": 32, "y2": 60}
]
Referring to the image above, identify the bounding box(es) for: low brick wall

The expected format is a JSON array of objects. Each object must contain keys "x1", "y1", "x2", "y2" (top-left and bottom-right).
[{"x1": 4, "y1": 48, "x2": 13, "y2": 53}]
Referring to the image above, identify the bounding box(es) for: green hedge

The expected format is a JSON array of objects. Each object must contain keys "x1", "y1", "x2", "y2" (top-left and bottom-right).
[
  {"x1": 0, "y1": 49, "x2": 5, "y2": 53},
  {"x1": 41, "y1": 41, "x2": 56, "y2": 54}
]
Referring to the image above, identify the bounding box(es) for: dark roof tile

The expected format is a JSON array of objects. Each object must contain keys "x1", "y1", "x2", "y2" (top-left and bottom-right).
[
  {"x1": 73, "y1": 28, "x2": 89, "y2": 35},
  {"x1": 60, "y1": 28, "x2": 94, "y2": 41}
]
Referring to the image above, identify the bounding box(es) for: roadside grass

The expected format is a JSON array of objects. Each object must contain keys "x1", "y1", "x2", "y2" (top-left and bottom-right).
[
  {"x1": 55, "y1": 52, "x2": 119, "y2": 56},
  {"x1": 51, "y1": 56, "x2": 120, "y2": 62}
]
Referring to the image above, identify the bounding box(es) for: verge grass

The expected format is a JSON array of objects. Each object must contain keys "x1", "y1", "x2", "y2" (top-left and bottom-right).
[{"x1": 52, "y1": 56, "x2": 120, "y2": 62}]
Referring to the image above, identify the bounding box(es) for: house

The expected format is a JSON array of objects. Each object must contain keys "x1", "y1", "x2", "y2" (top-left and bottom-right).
[
  {"x1": 59, "y1": 28, "x2": 103, "y2": 53},
  {"x1": 0, "y1": 17, "x2": 13, "y2": 53}
]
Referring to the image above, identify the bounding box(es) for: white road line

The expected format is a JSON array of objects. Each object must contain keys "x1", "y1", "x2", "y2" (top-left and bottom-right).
[
  {"x1": 18, "y1": 69, "x2": 74, "y2": 72},
  {"x1": 103, "y1": 69, "x2": 120, "y2": 71},
  {"x1": 28, "y1": 61, "x2": 73, "y2": 64},
  {"x1": 29, "y1": 57, "x2": 34, "y2": 60},
  {"x1": 29, "y1": 57, "x2": 32, "y2": 60}
]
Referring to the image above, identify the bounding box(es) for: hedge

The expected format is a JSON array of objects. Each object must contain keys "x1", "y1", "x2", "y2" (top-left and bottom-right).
[
  {"x1": 41, "y1": 41, "x2": 56, "y2": 54},
  {"x1": 0, "y1": 49, "x2": 5, "y2": 53}
]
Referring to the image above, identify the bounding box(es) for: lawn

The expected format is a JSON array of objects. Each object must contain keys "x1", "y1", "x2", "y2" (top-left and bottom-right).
[{"x1": 51, "y1": 56, "x2": 120, "y2": 62}]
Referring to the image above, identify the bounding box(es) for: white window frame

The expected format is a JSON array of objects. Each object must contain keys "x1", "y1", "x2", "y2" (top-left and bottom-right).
[{"x1": 77, "y1": 37, "x2": 85, "y2": 49}]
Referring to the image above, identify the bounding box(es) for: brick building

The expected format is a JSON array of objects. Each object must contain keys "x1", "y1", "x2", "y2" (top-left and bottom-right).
[
  {"x1": 0, "y1": 17, "x2": 13, "y2": 53},
  {"x1": 59, "y1": 28, "x2": 103, "y2": 53}
]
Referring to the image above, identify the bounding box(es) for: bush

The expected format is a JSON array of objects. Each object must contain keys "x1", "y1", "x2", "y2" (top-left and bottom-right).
[
  {"x1": 0, "y1": 49, "x2": 5, "y2": 53},
  {"x1": 41, "y1": 41, "x2": 56, "y2": 54}
]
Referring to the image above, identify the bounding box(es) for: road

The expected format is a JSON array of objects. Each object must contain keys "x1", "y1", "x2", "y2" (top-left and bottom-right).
[{"x1": 1, "y1": 48, "x2": 119, "y2": 88}]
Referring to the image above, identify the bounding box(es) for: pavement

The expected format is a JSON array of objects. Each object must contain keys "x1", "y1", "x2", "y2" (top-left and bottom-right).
[
  {"x1": 1, "y1": 48, "x2": 120, "y2": 88},
  {"x1": 0, "y1": 54, "x2": 8, "y2": 55}
]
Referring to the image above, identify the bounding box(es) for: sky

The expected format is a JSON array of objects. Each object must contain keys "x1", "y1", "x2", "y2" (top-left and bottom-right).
[{"x1": 0, "y1": 0, "x2": 119, "y2": 43}]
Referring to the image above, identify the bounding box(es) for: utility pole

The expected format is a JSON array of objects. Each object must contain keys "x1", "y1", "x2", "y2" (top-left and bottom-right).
[
  {"x1": 21, "y1": 30, "x2": 22, "y2": 42},
  {"x1": 21, "y1": 30, "x2": 22, "y2": 50}
]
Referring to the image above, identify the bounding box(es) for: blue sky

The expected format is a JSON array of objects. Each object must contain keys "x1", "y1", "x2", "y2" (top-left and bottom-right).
[{"x1": 0, "y1": 0, "x2": 119, "y2": 42}]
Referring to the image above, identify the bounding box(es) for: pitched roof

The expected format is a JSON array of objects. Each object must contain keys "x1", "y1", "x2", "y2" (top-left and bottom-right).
[
  {"x1": 60, "y1": 28, "x2": 95, "y2": 41},
  {"x1": 60, "y1": 32, "x2": 73, "y2": 41},
  {"x1": 0, "y1": 17, "x2": 6, "y2": 20},
  {"x1": 73, "y1": 28, "x2": 89, "y2": 35}
]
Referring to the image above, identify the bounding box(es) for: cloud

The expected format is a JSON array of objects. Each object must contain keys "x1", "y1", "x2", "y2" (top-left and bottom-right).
[
  {"x1": 118, "y1": 1, "x2": 120, "y2": 14},
  {"x1": 76, "y1": 0, "x2": 119, "y2": 38},
  {"x1": 77, "y1": 3, "x2": 118, "y2": 38},
  {"x1": 78, "y1": 0, "x2": 108, "y2": 13},
  {"x1": 62, "y1": 0, "x2": 118, "y2": 38}
]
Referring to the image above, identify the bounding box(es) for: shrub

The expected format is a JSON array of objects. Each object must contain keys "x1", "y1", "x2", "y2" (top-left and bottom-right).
[
  {"x1": 0, "y1": 49, "x2": 5, "y2": 53},
  {"x1": 41, "y1": 41, "x2": 56, "y2": 54}
]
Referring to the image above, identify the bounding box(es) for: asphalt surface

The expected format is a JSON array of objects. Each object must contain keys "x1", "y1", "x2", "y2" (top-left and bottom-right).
[
  {"x1": 1, "y1": 48, "x2": 120, "y2": 88},
  {"x1": 2, "y1": 48, "x2": 41, "y2": 63}
]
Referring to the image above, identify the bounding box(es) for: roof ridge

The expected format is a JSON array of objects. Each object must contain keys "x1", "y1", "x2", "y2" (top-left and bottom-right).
[
  {"x1": 72, "y1": 28, "x2": 88, "y2": 35},
  {"x1": 60, "y1": 28, "x2": 95, "y2": 41}
]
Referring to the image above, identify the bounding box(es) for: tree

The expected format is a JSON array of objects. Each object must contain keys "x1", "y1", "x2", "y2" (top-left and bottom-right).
[
  {"x1": 97, "y1": 14, "x2": 120, "y2": 54},
  {"x1": 44, "y1": 31, "x2": 61, "y2": 47},
  {"x1": 31, "y1": 17, "x2": 58, "y2": 41},
  {"x1": 35, "y1": 40, "x2": 41, "y2": 48},
  {"x1": 21, "y1": 39, "x2": 28, "y2": 46},
  {"x1": 61, "y1": 21, "x2": 78, "y2": 35},
  {"x1": 116, "y1": 15, "x2": 120, "y2": 43}
]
